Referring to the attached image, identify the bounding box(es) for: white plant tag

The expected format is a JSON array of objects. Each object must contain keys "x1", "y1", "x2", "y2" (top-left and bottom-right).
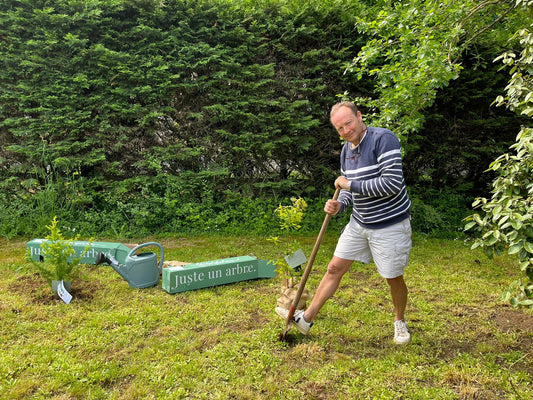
[
  {"x1": 284, "y1": 249, "x2": 307, "y2": 270},
  {"x1": 57, "y1": 280, "x2": 73, "y2": 304}
]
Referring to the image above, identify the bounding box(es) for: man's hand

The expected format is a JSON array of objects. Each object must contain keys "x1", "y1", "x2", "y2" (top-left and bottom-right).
[
  {"x1": 334, "y1": 176, "x2": 351, "y2": 191},
  {"x1": 324, "y1": 199, "x2": 341, "y2": 215}
]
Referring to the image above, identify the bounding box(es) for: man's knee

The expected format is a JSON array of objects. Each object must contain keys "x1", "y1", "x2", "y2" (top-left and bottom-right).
[
  {"x1": 327, "y1": 259, "x2": 351, "y2": 276},
  {"x1": 386, "y1": 275, "x2": 406, "y2": 289}
]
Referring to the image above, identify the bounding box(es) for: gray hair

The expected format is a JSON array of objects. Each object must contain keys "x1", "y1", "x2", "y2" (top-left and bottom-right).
[{"x1": 330, "y1": 101, "x2": 359, "y2": 119}]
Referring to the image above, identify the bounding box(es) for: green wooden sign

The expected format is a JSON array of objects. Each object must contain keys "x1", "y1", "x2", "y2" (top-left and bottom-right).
[
  {"x1": 26, "y1": 239, "x2": 133, "y2": 265},
  {"x1": 162, "y1": 256, "x2": 276, "y2": 294}
]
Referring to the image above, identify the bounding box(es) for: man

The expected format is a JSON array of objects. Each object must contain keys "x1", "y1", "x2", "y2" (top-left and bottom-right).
[{"x1": 276, "y1": 101, "x2": 412, "y2": 344}]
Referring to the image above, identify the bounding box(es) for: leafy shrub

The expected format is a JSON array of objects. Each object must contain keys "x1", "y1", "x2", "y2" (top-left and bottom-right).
[
  {"x1": 28, "y1": 217, "x2": 91, "y2": 285},
  {"x1": 408, "y1": 187, "x2": 473, "y2": 238},
  {"x1": 465, "y1": 24, "x2": 533, "y2": 308}
]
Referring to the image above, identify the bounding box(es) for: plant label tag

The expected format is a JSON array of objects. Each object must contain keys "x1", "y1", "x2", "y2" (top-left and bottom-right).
[
  {"x1": 285, "y1": 249, "x2": 307, "y2": 270},
  {"x1": 57, "y1": 280, "x2": 72, "y2": 304}
]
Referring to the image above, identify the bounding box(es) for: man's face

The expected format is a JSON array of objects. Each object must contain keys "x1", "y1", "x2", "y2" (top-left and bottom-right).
[{"x1": 330, "y1": 106, "x2": 365, "y2": 146}]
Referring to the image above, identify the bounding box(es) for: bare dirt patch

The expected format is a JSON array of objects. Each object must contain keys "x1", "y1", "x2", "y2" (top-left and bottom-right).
[
  {"x1": 8, "y1": 273, "x2": 44, "y2": 294},
  {"x1": 8, "y1": 272, "x2": 102, "y2": 304},
  {"x1": 492, "y1": 307, "x2": 533, "y2": 334},
  {"x1": 492, "y1": 307, "x2": 533, "y2": 377}
]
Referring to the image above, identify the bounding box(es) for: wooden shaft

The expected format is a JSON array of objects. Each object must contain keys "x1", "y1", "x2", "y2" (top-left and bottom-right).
[{"x1": 289, "y1": 187, "x2": 341, "y2": 312}]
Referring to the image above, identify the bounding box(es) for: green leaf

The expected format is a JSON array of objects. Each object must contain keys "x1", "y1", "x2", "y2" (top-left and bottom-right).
[
  {"x1": 510, "y1": 219, "x2": 523, "y2": 230},
  {"x1": 464, "y1": 221, "x2": 477, "y2": 231},
  {"x1": 487, "y1": 235, "x2": 499, "y2": 246},
  {"x1": 508, "y1": 243, "x2": 523, "y2": 255},
  {"x1": 502, "y1": 290, "x2": 512, "y2": 302}
]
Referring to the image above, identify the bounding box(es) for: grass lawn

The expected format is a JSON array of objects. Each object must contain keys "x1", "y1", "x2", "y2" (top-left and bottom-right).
[{"x1": 0, "y1": 233, "x2": 532, "y2": 399}]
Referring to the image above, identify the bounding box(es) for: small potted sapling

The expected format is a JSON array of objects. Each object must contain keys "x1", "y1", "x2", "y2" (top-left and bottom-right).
[
  {"x1": 29, "y1": 216, "x2": 91, "y2": 292},
  {"x1": 268, "y1": 197, "x2": 312, "y2": 311}
]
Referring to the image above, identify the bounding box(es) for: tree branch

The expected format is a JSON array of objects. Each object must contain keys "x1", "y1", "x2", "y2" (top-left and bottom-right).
[{"x1": 447, "y1": 0, "x2": 517, "y2": 64}]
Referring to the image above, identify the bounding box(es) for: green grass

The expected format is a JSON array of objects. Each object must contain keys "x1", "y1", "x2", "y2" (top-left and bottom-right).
[{"x1": 1, "y1": 234, "x2": 532, "y2": 399}]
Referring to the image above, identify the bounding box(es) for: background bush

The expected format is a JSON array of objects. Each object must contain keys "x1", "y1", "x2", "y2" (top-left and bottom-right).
[{"x1": 0, "y1": 0, "x2": 526, "y2": 238}]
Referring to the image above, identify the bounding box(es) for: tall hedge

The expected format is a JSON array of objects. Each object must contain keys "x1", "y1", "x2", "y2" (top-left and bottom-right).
[
  {"x1": 0, "y1": 0, "x2": 363, "y2": 201},
  {"x1": 0, "y1": 0, "x2": 527, "y2": 237}
]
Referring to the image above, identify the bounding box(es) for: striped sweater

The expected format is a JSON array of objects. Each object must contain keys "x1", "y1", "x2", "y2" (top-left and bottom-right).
[{"x1": 337, "y1": 126, "x2": 411, "y2": 229}]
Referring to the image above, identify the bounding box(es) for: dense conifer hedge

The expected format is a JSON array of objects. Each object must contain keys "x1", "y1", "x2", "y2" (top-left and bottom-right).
[
  {"x1": 1, "y1": 0, "x2": 366, "y2": 235},
  {"x1": 0, "y1": 0, "x2": 525, "y2": 237}
]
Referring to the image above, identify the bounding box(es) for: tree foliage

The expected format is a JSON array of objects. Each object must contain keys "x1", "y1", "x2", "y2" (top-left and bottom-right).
[
  {"x1": 346, "y1": 0, "x2": 524, "y2": 138},
  {"x1": 402, "y1": 46, "x2": 526, "y2": 196},
  {"x1": 0, "y1": 0, "x2": 530, "y2": 238},
  {"x1": 465, "y1": 4, "x2": 533, "y2": 307}
]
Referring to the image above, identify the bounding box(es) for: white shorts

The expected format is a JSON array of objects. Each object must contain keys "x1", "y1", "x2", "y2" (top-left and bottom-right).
[{"x1": 334, "y1": 217, "x2": 412, "y2": 279}]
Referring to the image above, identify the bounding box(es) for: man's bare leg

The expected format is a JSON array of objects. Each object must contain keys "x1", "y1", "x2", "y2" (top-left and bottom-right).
[
  {"x1": 304, "y1": 256, "x2": 353, "y2": 322},
  {"x1": 387, "y1": 275, "x2": 408, "y2": 321}
]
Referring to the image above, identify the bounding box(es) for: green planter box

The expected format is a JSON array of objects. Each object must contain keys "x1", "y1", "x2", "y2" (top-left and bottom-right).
[{"x1": 162, "y1": 256, "x2": 276, "y2": 294}]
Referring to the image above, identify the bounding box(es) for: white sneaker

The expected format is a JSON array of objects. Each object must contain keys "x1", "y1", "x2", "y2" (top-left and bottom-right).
[
  {"x1": 275, "y1": 307, "x2": 313, "y2": 335},
  {"x1": 394, "y1": 320, "x2": 411, "y2": 344}
]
